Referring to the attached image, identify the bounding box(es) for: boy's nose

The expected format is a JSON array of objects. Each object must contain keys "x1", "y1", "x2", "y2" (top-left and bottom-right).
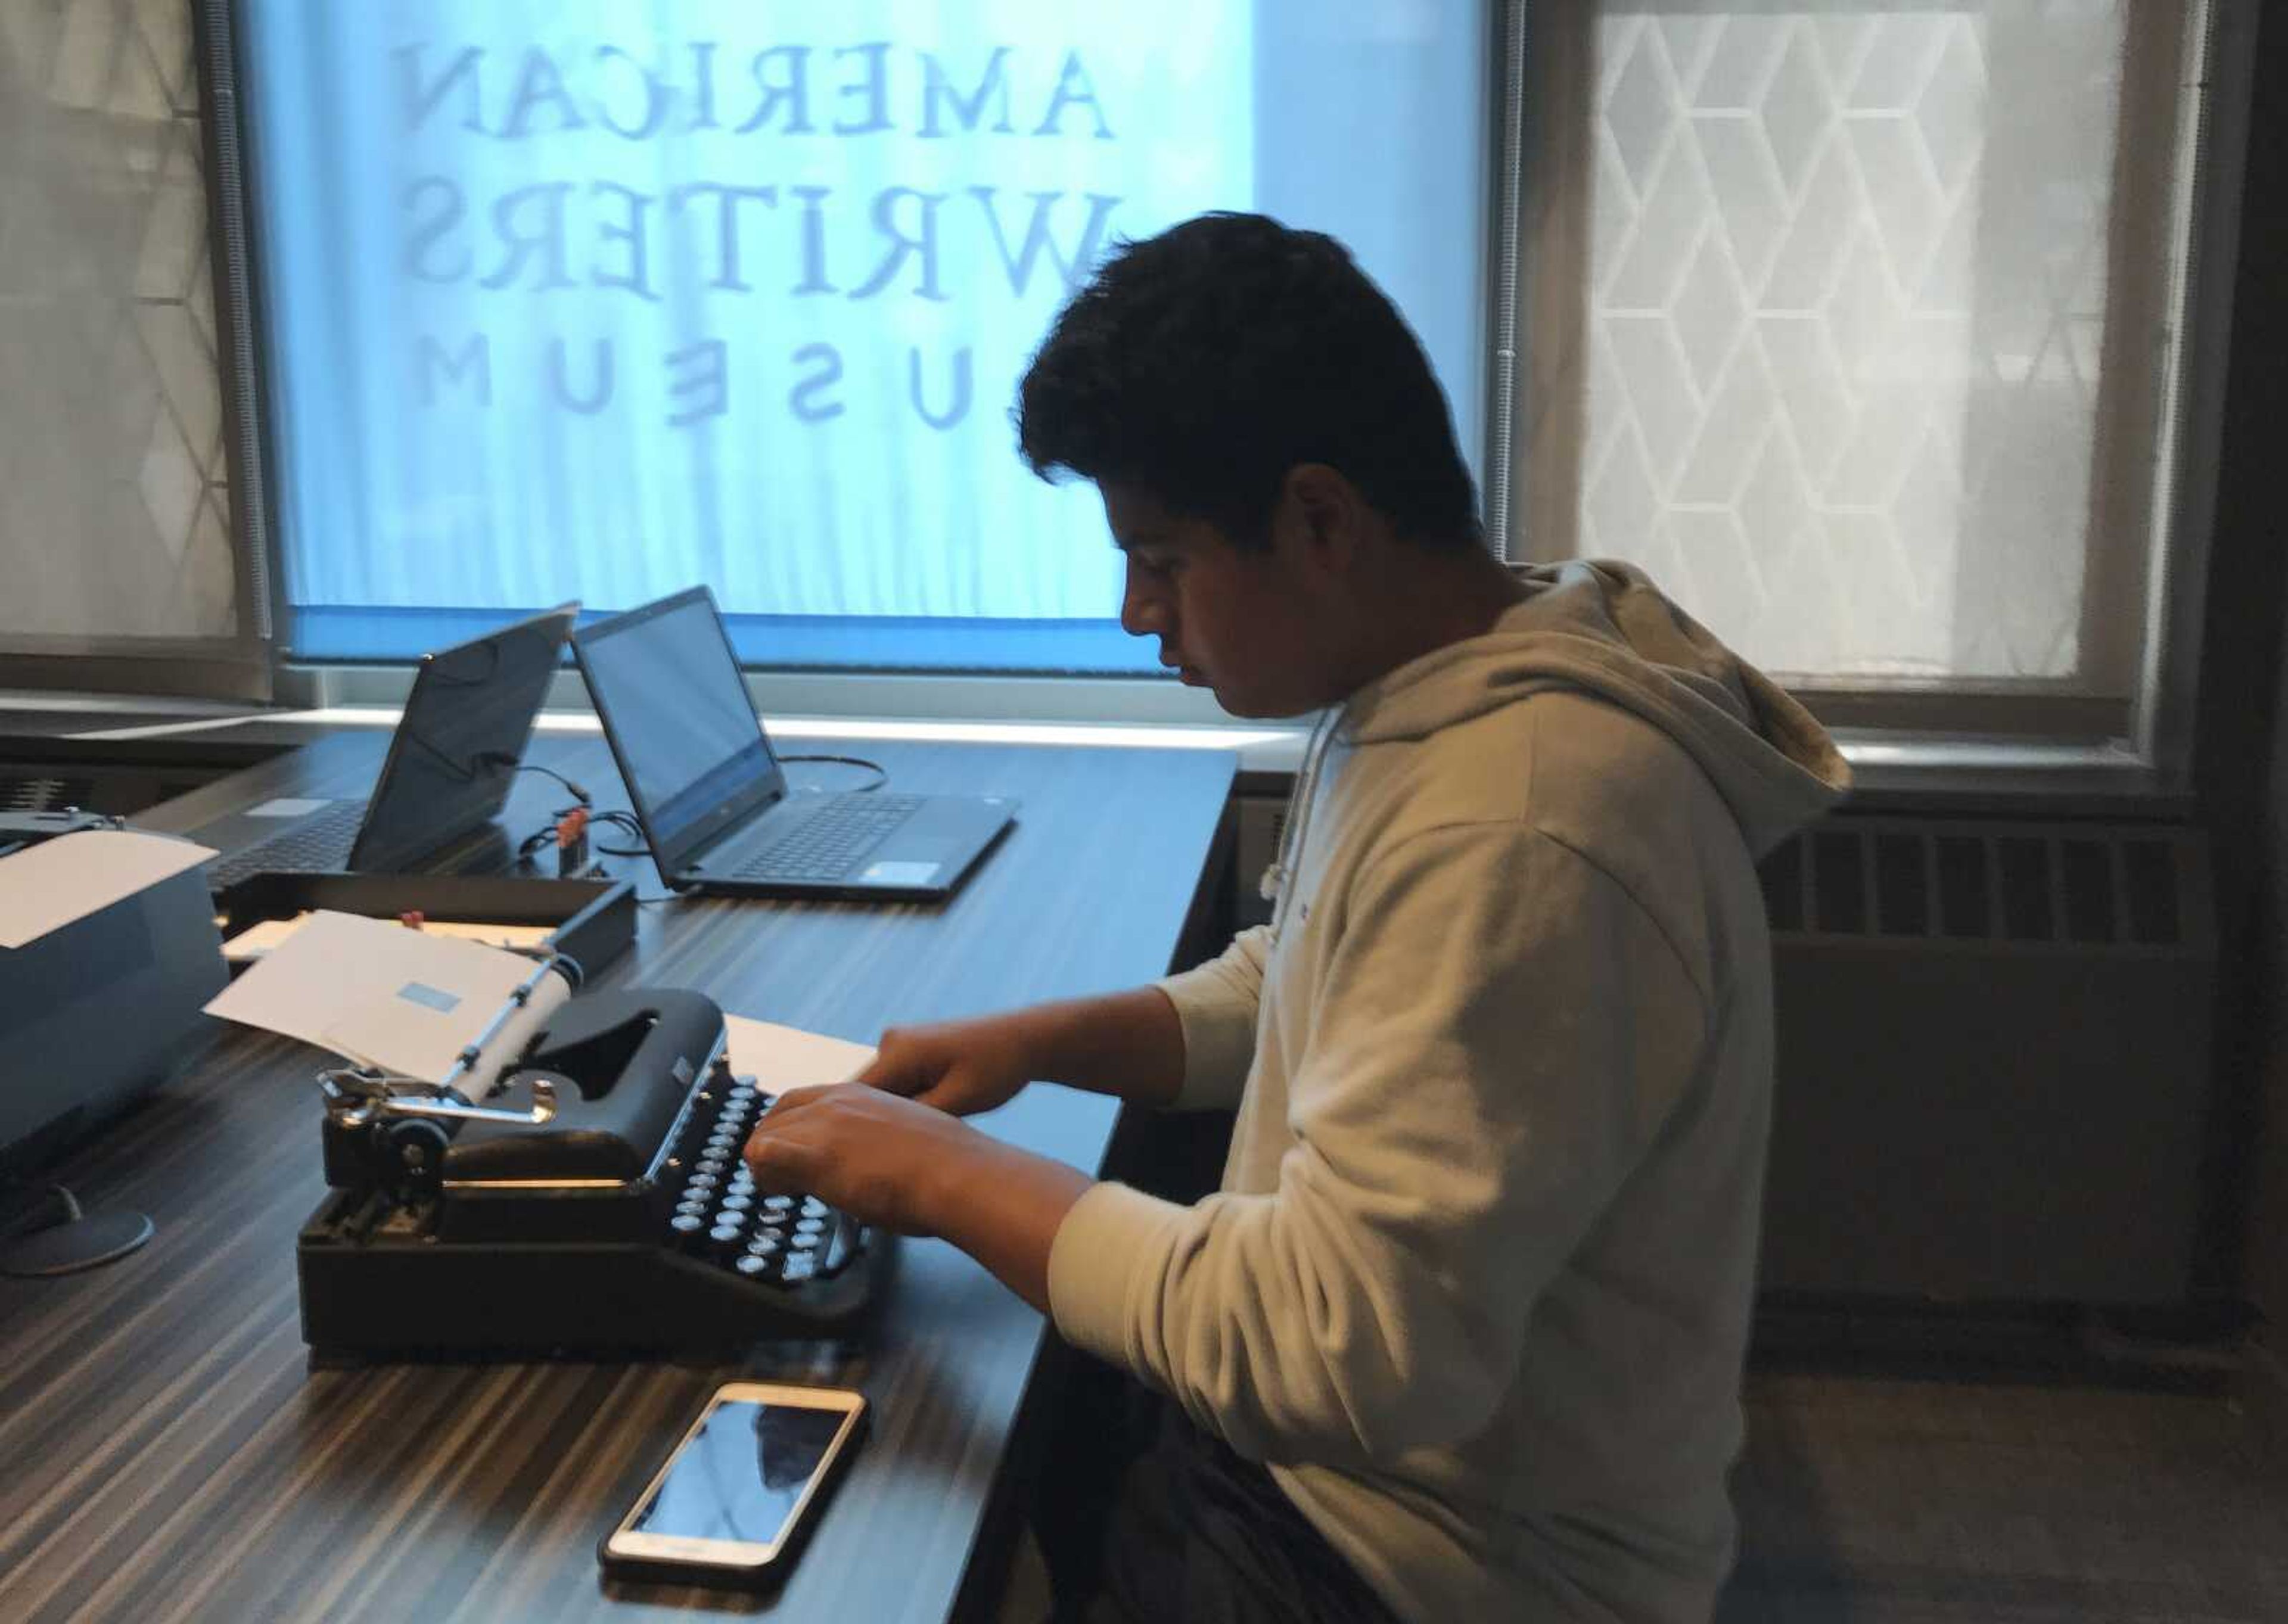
[{"x1": 1120, "y1": 579, "x2": 1168, "y2": 637}]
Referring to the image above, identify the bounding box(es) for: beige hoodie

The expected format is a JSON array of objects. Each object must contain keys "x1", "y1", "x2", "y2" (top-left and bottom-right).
[{"x1": 1046, "y1": 561, "x2": 1849, "y2": 1622}]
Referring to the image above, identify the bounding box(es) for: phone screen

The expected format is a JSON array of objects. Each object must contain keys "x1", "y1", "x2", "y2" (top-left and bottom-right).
[{"x1": 627, "y1": 1398, "x2": 853, "y2": 1548}]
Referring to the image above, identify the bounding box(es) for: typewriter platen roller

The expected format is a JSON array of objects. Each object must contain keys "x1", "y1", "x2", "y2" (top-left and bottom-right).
[{"x1": 296, "y1": 985, "x2": 893, "y2": 1361}]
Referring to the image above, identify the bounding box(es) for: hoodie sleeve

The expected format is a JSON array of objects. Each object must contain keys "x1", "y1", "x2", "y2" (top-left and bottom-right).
[
  {"x1": 1152, "y1": 924, "x2": 1272, "y2": 1112},
  {"x1": 1050, "y1": 824, "x2": 1709, "y2": 1463}
]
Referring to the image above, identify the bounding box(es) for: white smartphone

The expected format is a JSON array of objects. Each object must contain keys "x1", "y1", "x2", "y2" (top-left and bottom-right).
[{"x1": 598, "y1": 1380, "x2": 869, "y2": 1588}]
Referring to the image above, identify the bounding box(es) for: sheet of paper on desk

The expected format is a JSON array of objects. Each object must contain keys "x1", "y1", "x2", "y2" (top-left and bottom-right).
[
  {"x1": 0, "y1": 828, "x2": 215, "y2": 948},
  {"x1": 206, "y1": 908, "x2": 563, "y2": 1082},
  {"x1": 724, "y1": 1015, "x2": 875, "y2": 1094}
]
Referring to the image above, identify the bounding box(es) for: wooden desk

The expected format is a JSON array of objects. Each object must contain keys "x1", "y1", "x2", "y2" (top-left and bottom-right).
[{"x1": 0, "y1": 730, "x2": 1237, "y2": 1623}]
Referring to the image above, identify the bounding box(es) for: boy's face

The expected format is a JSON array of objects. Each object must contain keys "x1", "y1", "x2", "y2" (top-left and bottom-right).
[{"x1": 1102, "y1": 482, "x2": 1339, "y2": 718}]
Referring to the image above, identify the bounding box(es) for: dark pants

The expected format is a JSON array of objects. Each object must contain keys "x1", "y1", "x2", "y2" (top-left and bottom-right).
[{"x1": 1039, "y1": 1386, "x2": 1403, "y2": 1624}]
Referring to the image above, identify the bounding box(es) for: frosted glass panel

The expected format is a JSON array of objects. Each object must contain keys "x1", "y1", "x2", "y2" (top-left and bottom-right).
[
  {"x1": 1528, "y1": 2, "x2": 2191, "y2": 688},
  {"x1": 0, "y1": 0, "x2": 237, "y2": 644}
]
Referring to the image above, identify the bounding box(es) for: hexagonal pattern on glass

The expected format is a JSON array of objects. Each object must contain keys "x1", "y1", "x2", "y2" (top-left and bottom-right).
[
  {"x1": 0, "y1": 0, "x2": 236, "y2": 639},
  {"x1": 1538, "y1": 4, "x2": 2135, "y2": 683}
]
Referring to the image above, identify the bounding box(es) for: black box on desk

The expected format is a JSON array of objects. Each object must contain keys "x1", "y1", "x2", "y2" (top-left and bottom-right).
[{"x1": 213, "y1": 872, "x2": 637, "y2": 985}]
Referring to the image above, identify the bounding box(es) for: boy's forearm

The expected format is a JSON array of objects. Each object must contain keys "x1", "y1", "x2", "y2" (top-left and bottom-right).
[
  {"x1": 1008, "y1": 985, "x2": 1187, "y2": 1109},
  {"x1": 920, "y1": 989, "x2": 1180, "y2": 1314},
  {"x1": 924, "y1": 1137, "x2": 1094, "y2": 1314}
]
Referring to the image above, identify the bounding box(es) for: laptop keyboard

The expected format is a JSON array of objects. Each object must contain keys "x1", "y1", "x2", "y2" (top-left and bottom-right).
[
  {"x1": 205, "y1": 800, "x2": 365, "y2": 889},
  {"x1": 730, "y1": 794, "x2": 924, "y2": 883}
]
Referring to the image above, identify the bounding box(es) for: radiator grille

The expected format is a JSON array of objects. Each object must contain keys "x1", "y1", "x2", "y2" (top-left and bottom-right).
[
  {"x1": 1758, "y1": 821, "x2": 2200, "y2": 948},
  {"x1": 0, "y1": 776, "x2": 97, "y2": 814}
]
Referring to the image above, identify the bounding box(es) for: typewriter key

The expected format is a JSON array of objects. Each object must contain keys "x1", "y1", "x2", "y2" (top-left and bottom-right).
[
  {"x1": 762, "y1": 1194, "x2": 794, "y2": 1213},
  {"x1": 671, "y1": 1214, "x2": 705, "y2": 1235},
  {"x1": 735, "y1": 1253, "x2": 772, "y2": 1277},
  {"x1": 800, "y1": 1196, "x2": 830, "y2": 1219},
  {"x1": 720, "y1": 1193, "x2": 753, "y2": 1212}
]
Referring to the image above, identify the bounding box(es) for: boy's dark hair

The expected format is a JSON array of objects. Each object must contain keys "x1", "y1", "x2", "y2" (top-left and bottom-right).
[{"x1": 1016, "y1": 213, "x2": 1482, "y2": 551}]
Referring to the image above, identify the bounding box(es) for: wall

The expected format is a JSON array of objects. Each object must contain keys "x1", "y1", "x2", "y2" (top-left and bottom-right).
[
  {"x1": 2207, "y1": 3, "x2": 2288, "y2": 1388},
  {"x1": 2257, "y1": 648, "x2": 2288, "y2": 1387}
]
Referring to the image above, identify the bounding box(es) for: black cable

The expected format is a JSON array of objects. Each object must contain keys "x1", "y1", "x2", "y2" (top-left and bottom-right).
[
  {"x1": 510, "y1": 757, "x2": 888, "y2": 881},
  {"x1": 589, "y1": 809, "x2": 650, "y2": 857},
  {"x1": 487, "y1": 757, "x2": 593, "y2": 805},
  {"x1": 515, "y1": 819, "x2": 576, "y2": 862},
  {"x1": 778, "y1": 754, "x2": 890, "y2": 792}
]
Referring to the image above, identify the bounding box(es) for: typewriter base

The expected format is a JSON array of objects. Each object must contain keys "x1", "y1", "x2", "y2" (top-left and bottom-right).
[{"x1": 297, "y1": 1190, "x2": 894, "y2": 1364}]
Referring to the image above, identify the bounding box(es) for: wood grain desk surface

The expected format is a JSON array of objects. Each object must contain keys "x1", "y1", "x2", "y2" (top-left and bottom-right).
[{"x1": 0, "y1": 729, "x2": 1238, "y2": 1624}]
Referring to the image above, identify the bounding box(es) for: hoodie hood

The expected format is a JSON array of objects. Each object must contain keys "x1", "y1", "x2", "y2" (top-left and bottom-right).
[{"x1": 1337, "y1": 560, "x2": 1849, "y2": 858}]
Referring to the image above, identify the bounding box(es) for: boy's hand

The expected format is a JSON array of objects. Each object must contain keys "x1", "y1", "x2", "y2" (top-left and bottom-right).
[
  {"x1": 741, "y1": 1084, "x2": 1090, "y2": 1312},
  {"x1": 740, "y1": 1085, "x2": 983, "y2": 1236},
  {"x1": 853, "y1": 1015, "x2": 1038, "y2": 1117}
]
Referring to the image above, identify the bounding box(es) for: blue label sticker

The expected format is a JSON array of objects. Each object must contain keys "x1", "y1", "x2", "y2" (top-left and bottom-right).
[{"x1": 397, "y1": 982, "x2": 461, "y2": 1013}]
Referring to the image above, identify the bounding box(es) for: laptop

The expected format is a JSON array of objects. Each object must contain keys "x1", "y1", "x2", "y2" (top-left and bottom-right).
[
  {"x1": 570, "y1": 587, "x2": 1015, "y2": 901},
  {"x1": 194, "y1": 604, "x2": 580, "y2": 892}
]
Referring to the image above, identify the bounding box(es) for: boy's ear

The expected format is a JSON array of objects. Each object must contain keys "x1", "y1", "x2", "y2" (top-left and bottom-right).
[{"x1": 1279, "y1": 463, "x2": 1366, "y2": 574}]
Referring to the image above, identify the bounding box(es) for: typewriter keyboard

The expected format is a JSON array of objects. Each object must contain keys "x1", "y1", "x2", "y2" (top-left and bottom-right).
[{"x1": 662, "y1": 1081, "x2": 859, "y2": 1286}]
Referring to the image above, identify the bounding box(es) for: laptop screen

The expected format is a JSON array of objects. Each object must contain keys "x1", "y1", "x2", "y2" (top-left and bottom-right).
[
  {"x1": 353, "y1": 604, "x2": 577, "y2": 872},
  {"x1": 574, "y1": 590, "x2": 785, "y2": 862}
]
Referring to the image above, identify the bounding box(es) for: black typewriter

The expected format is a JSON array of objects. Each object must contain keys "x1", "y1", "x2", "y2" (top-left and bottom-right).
[{"x1": 296, "y1": 982, "x2": 891, "y2": 1362}]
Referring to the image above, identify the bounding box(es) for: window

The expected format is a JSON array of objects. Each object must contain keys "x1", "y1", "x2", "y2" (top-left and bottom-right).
[
  {"x1": 1506, "y1": 2, "x2": 2220, "y2": 742},
  {"x1": 234, "y1": 2, "x2": 1490, "y2": 671},
  {"x1": 0, "y1": 0, "x2": 269, "y2": 698},
  {"x1": 207, "y1": 1, "x2": 2247, "y2": 752}
]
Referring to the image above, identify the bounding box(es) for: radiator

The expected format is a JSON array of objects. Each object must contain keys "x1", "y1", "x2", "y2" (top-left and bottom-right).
[
  {"x1": 1235, "y1": 794, "x2": 2221, "y2": 1309},
  {"x1": 1758, "y1": 817, "x2": 2218, "y2": 1308},
  {"x1": 0, "y1": 774, "x2": 98, "y2": 814}
]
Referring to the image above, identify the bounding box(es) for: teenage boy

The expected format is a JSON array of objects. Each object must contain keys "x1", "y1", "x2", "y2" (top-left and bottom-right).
[{"x1": 744, "y1": 212, "x2": 1849, "y2": 1622}]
